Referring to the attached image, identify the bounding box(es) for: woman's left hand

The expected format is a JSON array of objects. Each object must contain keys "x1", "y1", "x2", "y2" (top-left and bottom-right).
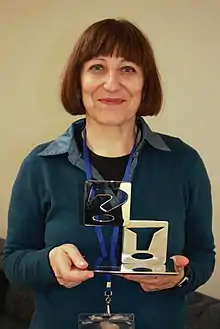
[{"x1": 122, "y1": 255, "x2": 189, "y2": 292}]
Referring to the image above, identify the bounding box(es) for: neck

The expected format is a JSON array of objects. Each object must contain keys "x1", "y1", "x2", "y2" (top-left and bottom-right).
[{"x1": 85, "y1": 116, "x2": 137, "y2": 157}]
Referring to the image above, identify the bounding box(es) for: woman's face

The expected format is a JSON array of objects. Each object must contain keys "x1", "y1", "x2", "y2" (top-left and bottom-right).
[{"x1": 81, "y1": 56, "x2": 144, "y2": 126}]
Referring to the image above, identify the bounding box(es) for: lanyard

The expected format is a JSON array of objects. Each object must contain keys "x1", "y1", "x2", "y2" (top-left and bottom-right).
[{"x1": 83, "y1": 129, "x2": 135, "y2": 314}]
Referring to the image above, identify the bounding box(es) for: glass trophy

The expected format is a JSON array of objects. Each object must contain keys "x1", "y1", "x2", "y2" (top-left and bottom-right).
[{"x1": 83, "y1": 180, "x2": 176, "y2": 275}]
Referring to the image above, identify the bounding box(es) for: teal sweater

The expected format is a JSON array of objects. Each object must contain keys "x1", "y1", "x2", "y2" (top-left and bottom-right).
[{"x1": 3, "y1": 118, "x2": 215, "y2": 329}]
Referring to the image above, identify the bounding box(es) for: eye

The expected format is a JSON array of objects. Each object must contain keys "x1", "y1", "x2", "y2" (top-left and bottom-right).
[
  {"x1": 89, "y1": 64, "x2": 104, "y2": 72},
  {"x1": 121, "y1": 66, "x2": 136, "y2": 73}
]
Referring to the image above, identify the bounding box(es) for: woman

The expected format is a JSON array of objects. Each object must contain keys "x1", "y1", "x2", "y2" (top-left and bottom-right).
[{"x1": 3, "y1": 18, "x2": 215, "y2": 329}]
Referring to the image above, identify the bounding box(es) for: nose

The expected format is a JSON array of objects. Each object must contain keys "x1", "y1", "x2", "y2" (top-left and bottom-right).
[{"x1": 103, "y1": 70, "x2": 121, "y2": 92}]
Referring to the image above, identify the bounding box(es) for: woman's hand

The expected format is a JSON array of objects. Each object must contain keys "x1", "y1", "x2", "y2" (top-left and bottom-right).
[
  {"x1": 122, "y1": 255, "x2": 189, "y2": 292},
  {"x1": 49, "y1": 244, "x2": 94, "y2": 288}
]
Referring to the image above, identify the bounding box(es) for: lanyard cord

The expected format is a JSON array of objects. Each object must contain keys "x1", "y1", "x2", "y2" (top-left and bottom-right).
[{"x1": 83, "y1": 129, "x2": 135, "y2": 314}]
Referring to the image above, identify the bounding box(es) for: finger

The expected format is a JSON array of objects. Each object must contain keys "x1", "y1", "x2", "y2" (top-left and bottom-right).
[
  {"x1": 61, "y1": 244, "x2": 88, "y2": 269},
  {"x1": 171, "y1": 255, "x2": 189, "y2": 272},
  {"x1": 55, "y1": 248, "x2": 92, "y2": 281},
  {"x1": 140, "y1": 280, "x2": 175, "y2": 292},
  {"x1": 63, "y1": 267, "x2": 94, "y2": 283},
  {"x1": 57, "y1": 277, "x2": 83, "y2": 288},
  {"x1": 64, "y1": 281, "x2": 82, "y2": 288},
  {"x1": 58, "y1": 268, "x2": 94, "y2": 284},
  {"x1": 140, "y1": 282, "x2": 162, "y2": 292},
  {"x1": 53, "y1": 247, "x2": 74, "y2": 279},
  {"x1": 122, "y1": 274, "x2": 159, "y2": 283},
  {"x1": 69, "y1": 268, "x2": 94, "y2": 282}
]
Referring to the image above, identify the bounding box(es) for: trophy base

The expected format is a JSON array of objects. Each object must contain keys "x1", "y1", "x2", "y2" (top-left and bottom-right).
[{"x1": 89, "y1": 258, "x2": 177, "y2": 275}]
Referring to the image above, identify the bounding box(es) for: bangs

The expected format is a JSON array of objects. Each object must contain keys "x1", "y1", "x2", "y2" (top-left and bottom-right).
[{"x1": 78, "y1": 19, "x2": 152, "y2": 70}]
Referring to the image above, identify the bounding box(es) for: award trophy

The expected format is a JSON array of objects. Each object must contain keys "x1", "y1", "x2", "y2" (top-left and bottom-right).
[{"x1": 83, "y1": 180, "x2": 176, "y2": 275}]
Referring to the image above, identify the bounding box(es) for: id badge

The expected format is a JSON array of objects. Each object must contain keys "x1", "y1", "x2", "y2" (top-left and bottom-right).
[{"x1": 78, "y1": 313, "x2": 135, "y2": 329}]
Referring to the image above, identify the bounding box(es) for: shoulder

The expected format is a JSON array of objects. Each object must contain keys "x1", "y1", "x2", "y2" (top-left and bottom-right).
[
  {"x1": 157, "y1": 133, "x2": 210, "y2": 181},
  {"x1": 18, "y1": 141, "x2": 54, "y2": 174},
  {"x1": 11, "y1": 142, "x2": 54, "y2": 191},
  {"x1": 158, "y1": 133, "x2": 201, "y2": 162},
  {"x1": 28, "y1": 142, "x2": 52, "y2": 156},
  {"x1": 23, "y1": 142, "x2": 52, "y2": 162}
]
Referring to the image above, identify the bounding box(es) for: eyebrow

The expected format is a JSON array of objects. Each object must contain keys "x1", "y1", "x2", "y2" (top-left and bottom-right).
[
  {"x1": 92, "y1": 57, "x2": 106, "y2": 61},
  {"x1": 90, "y1": 57, "x2": 135, "y2": 64}
]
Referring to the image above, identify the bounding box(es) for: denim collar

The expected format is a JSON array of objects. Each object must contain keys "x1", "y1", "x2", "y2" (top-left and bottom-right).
[{"x1": 38, "y1": 117, "x2": 171, "y2": 161}]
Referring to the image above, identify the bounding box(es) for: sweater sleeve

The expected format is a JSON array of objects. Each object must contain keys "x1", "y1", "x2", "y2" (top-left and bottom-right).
[
  {"x1": 180, "y1": 149, "x2": 215, "y2": 293},
  {"x1": 3, "y1": 152, "x2": 57, "y2": 291}
]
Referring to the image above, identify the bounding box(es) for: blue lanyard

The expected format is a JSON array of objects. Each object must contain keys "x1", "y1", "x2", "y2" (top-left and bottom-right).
[{"x1": 82, "y1": 129, "x2": 135, "y2": 296}]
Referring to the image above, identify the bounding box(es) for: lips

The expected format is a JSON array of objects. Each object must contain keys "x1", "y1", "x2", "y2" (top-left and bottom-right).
[{"x1": 98, "y1": 98, "x2": 125, "y2": 105}]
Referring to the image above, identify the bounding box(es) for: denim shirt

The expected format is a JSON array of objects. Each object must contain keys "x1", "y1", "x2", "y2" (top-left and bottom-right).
[{"x1": 38, "y1": 117, "x2": 171, "y2": 181}]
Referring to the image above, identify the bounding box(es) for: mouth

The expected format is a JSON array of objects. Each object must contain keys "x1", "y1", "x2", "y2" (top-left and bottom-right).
[{"x1": 98, "y1": 98, "x2": 125, "y2": 105}]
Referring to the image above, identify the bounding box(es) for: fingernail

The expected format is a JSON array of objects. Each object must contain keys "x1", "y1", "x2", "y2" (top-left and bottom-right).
[
  {"x1": 88, "y1": 273, "x2": 94, "y2": 278},
  {"x1": 78, "y1": 260, "x2": 86, "y2": 266}
]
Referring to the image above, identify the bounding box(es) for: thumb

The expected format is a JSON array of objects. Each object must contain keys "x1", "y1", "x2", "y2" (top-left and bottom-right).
[
  {"x1": 61, "y1": 244, "x2": 88, "y2": 269},
  {"x1": 171, "y1": 255, "x2": 189, "y2": 271}
]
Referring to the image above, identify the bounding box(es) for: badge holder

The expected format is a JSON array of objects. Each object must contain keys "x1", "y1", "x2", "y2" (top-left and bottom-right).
[
  {"x1": 78, "y1": 313, "x2": 135, "y2": 329},
  {"x1": 78, "y1": 313, "x2": 134, "y2": 329}
]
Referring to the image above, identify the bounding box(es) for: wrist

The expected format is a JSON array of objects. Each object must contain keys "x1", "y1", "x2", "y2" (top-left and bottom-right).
[{"x1": 176, "y1": 266, "x2": 190, "y2": 288}]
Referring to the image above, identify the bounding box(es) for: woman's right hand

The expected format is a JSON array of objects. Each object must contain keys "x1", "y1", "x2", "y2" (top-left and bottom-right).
[{"x1": 49, "y1": 244, "x2": 94, "y2": 288}]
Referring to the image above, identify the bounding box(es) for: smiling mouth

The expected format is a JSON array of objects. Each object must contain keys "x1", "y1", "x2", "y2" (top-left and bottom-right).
[{"x1": 98, "y1": 98, "x2": 125, "y2": 105}]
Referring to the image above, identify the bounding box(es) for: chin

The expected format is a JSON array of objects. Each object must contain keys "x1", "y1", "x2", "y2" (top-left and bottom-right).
[
  {"x1": 94, "y1": 111, "x2": 136, "y2": 127},
  {"x1": 96, "y1": 116, "x2": 134, "y2": 127}
]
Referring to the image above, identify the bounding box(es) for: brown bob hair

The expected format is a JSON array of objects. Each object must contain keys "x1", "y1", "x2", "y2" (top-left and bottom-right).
[{"x1": 61, "y1": 18, "x2": 163, "y2": 117}]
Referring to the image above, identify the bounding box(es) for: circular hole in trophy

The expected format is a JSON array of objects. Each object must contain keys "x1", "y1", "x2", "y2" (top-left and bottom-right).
[
  {"x1": 131, "y1": 252, "x2": 153, "y2": 260},
  {"x1": 132, "y1": 267, "x2": 152, "y2": 272},
  {"x1": 92, "y1": 214, "x2": 114, "y2": 223}
]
